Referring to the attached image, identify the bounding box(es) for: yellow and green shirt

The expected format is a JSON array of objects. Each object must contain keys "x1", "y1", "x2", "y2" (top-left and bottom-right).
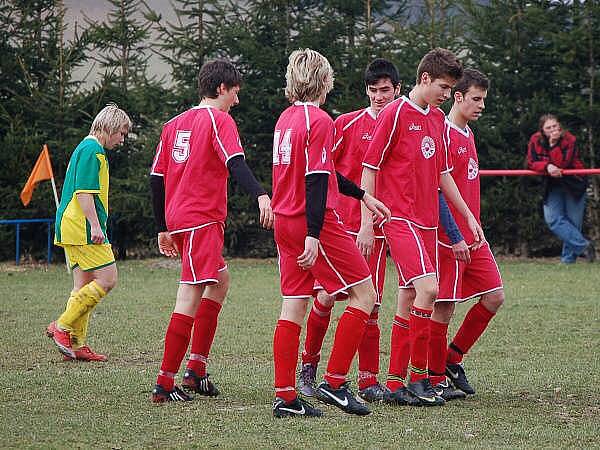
[{"x1": 55, "y1": 136, "x2": 110, "y2": 246}]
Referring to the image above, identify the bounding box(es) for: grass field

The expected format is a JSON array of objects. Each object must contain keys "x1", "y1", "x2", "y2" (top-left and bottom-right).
[{"x1": 0, "y1": 257, "x2": 598, "y2": 449}]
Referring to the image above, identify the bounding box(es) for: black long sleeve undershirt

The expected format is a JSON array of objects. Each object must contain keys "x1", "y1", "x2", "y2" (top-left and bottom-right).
[
  {"x1": 149, "y1": 155, "x2": 266, "y2": 234},
  {"x1": 306, "y1": 173, "x2": 328, "y2": 239},
  {"x1": 150, "y1": 175, "x2": 167, "y2": 233},
  {"x1": 227, "y1": 155, "x2": 267, "y2": 199},
  {"x1": 336, "y1": 171, "x2": 365, "y2": 200},
  {"x1": 305, "y1": 171, "x2": 366, "y2": 239}
]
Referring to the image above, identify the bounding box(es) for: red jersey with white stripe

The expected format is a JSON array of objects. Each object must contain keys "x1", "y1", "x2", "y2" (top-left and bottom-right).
[
  {"x1": 363, "y1": 96, "x2": 452, "y2": 229},
  {"x1": 333, "y1": 107, "x2": 378, "y2": 234},
  {"x1": 150, "y1": 105, "x2": 244, "y2": 232},
  {"x1": 271, "y1": 102, "x2": 339, "y2": 216},
  {"x1": 438, "y1": 120, "x2": 481, "y2": 246}
]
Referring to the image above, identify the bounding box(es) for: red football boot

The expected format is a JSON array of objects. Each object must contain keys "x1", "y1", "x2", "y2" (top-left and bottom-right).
[
  {"x1": 64, "y1": 345, "x2": 108, "y2": 362},
  {"x1": 48, "y1": 322, "x2": 75, "y2": 358}
]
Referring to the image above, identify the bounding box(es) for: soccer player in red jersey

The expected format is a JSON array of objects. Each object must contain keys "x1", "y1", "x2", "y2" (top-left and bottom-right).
[
  {"x1": 149, "y1": 59, "x2": 274, "y2": 402},
  {"x1": 361, "y1": 48, "x2": 485, "y2": 406},
  {"x1": 297, "y1": 58, "x2": 400, "y2": 403},
  {"x1": 271, "y1": 49, "x2": 390, "y2": 418},
  {"x1": 430, "y1": 69, "x2": 504, "y2": 397}
]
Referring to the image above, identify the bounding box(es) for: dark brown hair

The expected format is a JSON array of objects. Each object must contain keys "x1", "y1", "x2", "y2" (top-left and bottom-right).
[
  {"x1": 198, "y1": 59, "x2": 242, "y2": 100},
  {"x1": 416, "y1": 48, "x2": 463, "y2": 84},
  {"x1": 453, "y1": 68, "x2": 489, "y2": 95}
]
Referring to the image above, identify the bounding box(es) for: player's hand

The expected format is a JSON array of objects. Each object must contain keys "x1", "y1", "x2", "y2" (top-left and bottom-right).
[
  {"x1": 356, "y1": 225, "x2": 375, "y2": 258},
  {"x1": 362, "y1": 193, "x2": 391, "y2": 224},
  {"x1": 257, "y1": 194, "x2": 274, "y2": 230},
  {"x1": 90, "y1": 223, "x2": 105, "y2": 244},
  {"x1": 158, "y1": 231, "x2": 178, "y2": 258},
  {"x1": 451, "y1": 240, "x2": 471, "y2": 263},
  {"x1": 547, "y1": 163, "x2": 562, "y2": 178},
  {"x1": 297, "y1": 236, "x2": 319, "y2": 269},
  {"x1": 467, "y1": 215, "x2": 485, "y2": 250}
]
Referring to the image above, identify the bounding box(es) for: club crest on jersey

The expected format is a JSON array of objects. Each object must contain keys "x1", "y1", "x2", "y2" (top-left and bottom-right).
[
  {"x1": 172, "y1": 130, "x2": 191, "y2": 163},
  {"x1": 468, "y1": 157, "x2": 479, "y2": 180},
  {"x1": 421, "y1": 136, "x2": 435, "y2": 159}
]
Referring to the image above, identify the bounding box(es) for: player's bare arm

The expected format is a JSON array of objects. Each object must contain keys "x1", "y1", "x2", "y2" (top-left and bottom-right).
[
  {"x1": 357, "y1": 167, "x2": 377, "y2": 257},
  {"x1": 362, "y1": 193, "x2": 390, "y2": 223},
  {"x1": 439, "y1": 173, "x2": 485, "y2": 248},
  {"x1": 76, "y1": 193, "x2": 104, "y2": 244}
]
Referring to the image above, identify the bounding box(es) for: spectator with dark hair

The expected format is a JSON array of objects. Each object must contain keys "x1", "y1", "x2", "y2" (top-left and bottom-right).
[{"x1": 527, "y1": 114, "x2": 595, "y2": 263}]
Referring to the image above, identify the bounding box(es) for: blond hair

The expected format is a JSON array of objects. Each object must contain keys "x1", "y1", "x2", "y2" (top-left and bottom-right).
[
  {"x1": 285, "y1": 49, "x2": 334, "y2": 103},
  {"x1": 90, "y1": 103, "x2": 132, "y2": 139}
]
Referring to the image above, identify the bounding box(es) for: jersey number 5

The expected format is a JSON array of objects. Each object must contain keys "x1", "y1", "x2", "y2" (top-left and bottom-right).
[
  {"x1": 273, "y1": 129, "x2": 292, "y2": 165},
  {"x1": 172, "y1": 130, "x2": 191, "y2": 163}
]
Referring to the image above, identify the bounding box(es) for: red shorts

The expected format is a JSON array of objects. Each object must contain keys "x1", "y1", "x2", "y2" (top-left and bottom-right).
[
  {"x1": 437, "y1": 241, "x2": 503, "y2": 302},
  {"x1": 383, "y1": 219, "x2": 437, "y2": 288},
  {"x1": 171, "y1": 222, "x2": 227, "y2": 284},
  {"x1": 313, "y1": 235, "x2": 387, "y2": 305},
  {"x1": 275, "y1": 212, "x2": 371, "y2": 298}
]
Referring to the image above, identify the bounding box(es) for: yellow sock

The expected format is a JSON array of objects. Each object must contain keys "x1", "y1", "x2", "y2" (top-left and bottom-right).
[
  {"x1": 57, "y1": 281, "x2": 106, "y2": 335},
  {"x1": 67, "y1": 290, "x2": 93, "y2": 349}
]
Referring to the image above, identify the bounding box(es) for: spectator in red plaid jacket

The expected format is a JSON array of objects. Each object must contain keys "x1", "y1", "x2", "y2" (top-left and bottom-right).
[{"x1": 527, "y1": 114, "x2": 594, "y2": 263}]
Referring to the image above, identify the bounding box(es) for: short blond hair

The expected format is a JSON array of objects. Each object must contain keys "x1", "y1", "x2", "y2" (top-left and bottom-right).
[
  {"x1": 90, "y1": 103, "x2": 132, "y2": 139},
  {"x1": 285, "y1": 49, "x2": 334, "y2": 103}
]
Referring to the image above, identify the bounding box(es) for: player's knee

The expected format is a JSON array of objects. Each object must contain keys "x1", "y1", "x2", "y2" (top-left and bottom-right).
[
  {"x1": 96, "y1": 266, "x2": 117, "y2": 292},
  {"x1": 316, "y1": 290, "x2": 335, "y2": 308},
  {"x1": 422, "y1": 284, "x2": 439, "y2": 302},
  {"x1": 481, "y1": 290, "x2": 504, "y2": 312},
  {"x1": 433, "y1": 301, "x2": 454, "y2": 322}
]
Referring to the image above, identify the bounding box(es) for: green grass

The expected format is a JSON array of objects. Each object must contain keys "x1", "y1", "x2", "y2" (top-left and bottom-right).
[{"x1": 0, "y1": 258, "x2": 598, "y2": 449}]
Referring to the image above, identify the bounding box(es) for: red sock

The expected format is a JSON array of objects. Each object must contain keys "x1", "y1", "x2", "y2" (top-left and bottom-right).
[
  {"x1": 273, "y1": 320, "x2": 301, "y2": 403},
  {"x1": 428, "y1": 319, "x2": 449, "y2": 386},
  {"x1": 187, "y1": 298, "x2": 222, "y2": 376},
  {"x1": 387, "y1": 315, "x2": 409, "y2": 391},
  {"x1": 302, "y1": 298, "x2": 333, "y2": 366},
  {"x1": 157, "y1": 313, "x2": 194, "y2": 390},
  {"x1": 324, "y1": 306, "x2": 369, "y2": 389},
  {"x1": 409, "y1": 306, "x2": 432, "y2": 382},
  {"x1": 358, "y1": 310, "x2": 380, "y2": 390},
  {"x1": 448, "y1": 301, "x2": 495, "y2": 364}
]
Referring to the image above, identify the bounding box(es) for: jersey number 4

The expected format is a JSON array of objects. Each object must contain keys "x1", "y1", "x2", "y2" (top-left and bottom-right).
[{"x1": 273, "y1": 128, "x2": 292, "y2": 165}]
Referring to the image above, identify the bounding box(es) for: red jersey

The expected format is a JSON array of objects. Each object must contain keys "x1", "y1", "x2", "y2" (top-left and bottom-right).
[
  {"x1": 363, "y1": 96, "x2": 452, "y2": 229},
  {"x1": 271, "y1": 102, "x2": 339, "y2": 217},
  {"x1": 438, "y1": 120, "x2": 481, "y2": 246},
  {"x1": 333, "y1": 107, "x2": 379, "y2": 234},
  {"x1": 150, "y1": 105, "x2": 244, "y2": 232}
]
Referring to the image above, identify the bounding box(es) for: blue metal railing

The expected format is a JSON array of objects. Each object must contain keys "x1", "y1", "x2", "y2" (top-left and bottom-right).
[{"x1": 0, "y1": 218, "x2": 54, "y2": 265}]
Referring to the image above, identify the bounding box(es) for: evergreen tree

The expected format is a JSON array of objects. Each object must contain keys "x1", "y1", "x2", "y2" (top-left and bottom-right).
[
  {"x1": 0, "y1": 0, "x2": 90, "y2": 261},
  {"x1": 84, "y1": 0, "x2": 167, "y2": 258}
]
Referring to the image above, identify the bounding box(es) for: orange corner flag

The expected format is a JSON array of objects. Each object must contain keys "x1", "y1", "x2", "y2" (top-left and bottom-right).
[{"x1": 20, "y1": 144, "x2": 55, "y2": 206}]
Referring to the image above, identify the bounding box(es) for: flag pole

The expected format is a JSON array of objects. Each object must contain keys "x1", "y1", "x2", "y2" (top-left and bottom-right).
[{"x1": 50, "y1": 166, "x2": 71, "y2": 274}]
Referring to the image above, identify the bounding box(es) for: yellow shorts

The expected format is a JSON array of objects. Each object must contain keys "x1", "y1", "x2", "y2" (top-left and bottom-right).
[{"x1": 63, "y1": 244, "x2": 115, "y2": 272}]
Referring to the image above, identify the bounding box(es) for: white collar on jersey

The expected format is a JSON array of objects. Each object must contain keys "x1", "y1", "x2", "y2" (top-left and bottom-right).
[
  {"x1": 365, "y1": 107, "x2": 377, "y2": 119},
  {"x1": 445, "y1": 117, "x2": 470, "y2": 137},
  {"x1": 402, "y1": 95, "x2": 430, "y2": 115},
  {"x1": 294, "y1": 101, "x2": 320, "y2": 107},
  {"x1": 192, "y1": 104, "x2": 214, "y2": 109}
]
